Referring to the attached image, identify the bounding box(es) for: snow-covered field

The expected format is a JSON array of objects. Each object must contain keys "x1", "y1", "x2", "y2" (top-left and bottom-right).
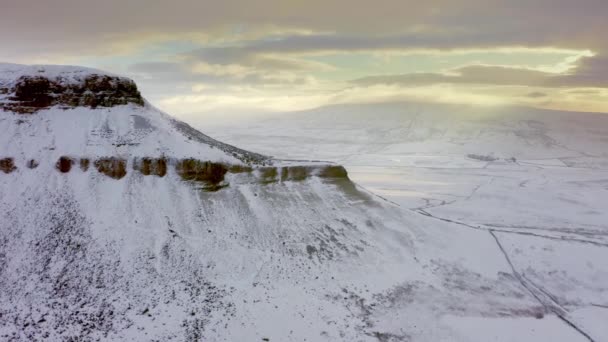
[{"x1": 197, "y1": 102, "x2": 608, "y2": 341}]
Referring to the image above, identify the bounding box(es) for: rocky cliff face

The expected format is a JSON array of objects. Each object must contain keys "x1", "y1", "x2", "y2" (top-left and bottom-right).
[{"x1": 1, "y1": 72, "x2": 144, "y2": 114}]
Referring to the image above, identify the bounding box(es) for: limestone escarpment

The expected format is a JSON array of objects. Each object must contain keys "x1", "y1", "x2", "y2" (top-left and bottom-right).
[
  {"x1": 0, "y1": 74, "x2": 144, "y2": 114},
  {"x1": 133, "y1": 157, "x2": 168, "y2": 177},
  {"x1": 2, "y1": 155, "x2": 350, "y2": 191}
]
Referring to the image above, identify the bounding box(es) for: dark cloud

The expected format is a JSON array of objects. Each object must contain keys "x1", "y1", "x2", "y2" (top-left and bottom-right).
[
  {"x1": 127, "y1": 61, "x2": 311, "y2": 86},
  {"x1": 183, "y1": 46, "x2": 330, "y2": 71},
  {"x1": 181, "y1": 30, "x2": 593, "y2": 64},
  {"x1": 525, "y1": 92, "x2": 548, "y2": 98},
  {"x1": 559, "y1": 55, "x2": 608, "y2": 88},
  {"x1": 1, "y1": 0, "x2": 608, "y2": 58}
]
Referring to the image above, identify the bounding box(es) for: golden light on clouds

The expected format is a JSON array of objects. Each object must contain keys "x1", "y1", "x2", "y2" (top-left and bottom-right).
[{"x1": 2, "y1": 0, "x2": 607, "y2": 114}]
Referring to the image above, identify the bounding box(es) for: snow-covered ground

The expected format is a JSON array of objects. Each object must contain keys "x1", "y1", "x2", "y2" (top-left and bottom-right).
[
  {"x1": 2, "y1": 64, "x2": 607, "y2": 341},
  {"x1": 197, "y1": 102, "x2": 608, "y2": 341}
]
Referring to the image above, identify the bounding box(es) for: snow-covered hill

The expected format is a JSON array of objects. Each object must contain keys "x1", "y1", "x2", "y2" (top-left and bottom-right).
[
  {"x1": 203, "y1": 101, "x2": 608, "y2": 162},
  {"x1": 1, "y1": 65, "x2": 606, "y2": 341},
  {"x1": 206, "y1": 102, "x2": 608, "y2": 232}
]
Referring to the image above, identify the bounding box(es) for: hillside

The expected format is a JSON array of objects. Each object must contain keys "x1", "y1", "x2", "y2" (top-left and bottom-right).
[{"x1": 1, "y1": 65, "x2": 606, "y2": 341}]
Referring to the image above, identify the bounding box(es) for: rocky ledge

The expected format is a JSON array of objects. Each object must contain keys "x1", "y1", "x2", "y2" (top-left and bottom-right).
[
  {"x1": 2, "y1": 155, "x2": 349, "y2": 191},
  {"x1": 0, "y1": 64, "x2": 144, "y2": 114}
]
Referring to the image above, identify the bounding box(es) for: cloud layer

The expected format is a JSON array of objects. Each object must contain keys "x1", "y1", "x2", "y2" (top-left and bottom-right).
[
  {"x1": 353, "y1": 56, "x2": 608, "y2": 88},
  {"x1": 1, "y1": 0, "x2": 607, "y2": 114}
]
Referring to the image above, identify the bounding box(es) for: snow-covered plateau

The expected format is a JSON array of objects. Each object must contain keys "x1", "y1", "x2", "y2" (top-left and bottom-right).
[{"x1": 1, "y1": 64, "x2": 607, "y2": 341}]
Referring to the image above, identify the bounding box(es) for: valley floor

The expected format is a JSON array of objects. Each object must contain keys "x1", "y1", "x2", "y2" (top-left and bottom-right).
[{"x1": 202, "y1": 107, "x2": 608, "y2": 341}]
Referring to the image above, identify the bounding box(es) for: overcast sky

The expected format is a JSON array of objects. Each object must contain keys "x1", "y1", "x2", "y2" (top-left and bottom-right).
[{"x1": 2, "y1": 0, "x2": 608, "y2": 115}]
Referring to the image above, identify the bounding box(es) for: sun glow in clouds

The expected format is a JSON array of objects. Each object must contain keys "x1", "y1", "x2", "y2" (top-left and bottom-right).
[{"x1": 2, "y1": 1, "x2": 608, "y2": 114}]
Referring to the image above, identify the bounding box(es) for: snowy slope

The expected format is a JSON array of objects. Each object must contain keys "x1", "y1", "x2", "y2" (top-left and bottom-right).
[
  {"x1": 203, "y1": 102, "x2": 608, "y2": 341},
  {"x1": 203, "y1": 101, "x2": 608, "y2": 162},
  {"x1": 207, "y1": 102, "x2": 608, "y2": 232},
  {"x1": 0, "y1": 63, "x2": 267, "y2": 165},
  {"x1": 1, "y1": 66, "x2": 605, "y2": 341}
]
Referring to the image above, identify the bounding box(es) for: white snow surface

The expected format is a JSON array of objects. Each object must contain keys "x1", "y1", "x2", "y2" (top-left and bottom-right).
[
  {"x1": 200, "y1": 102, "x2": 608, "y2": 342},
  {"x1": 1, "y1": 66, "x2": 607, "y2": 341},
  {"x1": 0, "y1": 62, "x2": 119, "y2": 86},
  {"x1": 0, "y1": 103, "x2": 245, "y2": 165}
]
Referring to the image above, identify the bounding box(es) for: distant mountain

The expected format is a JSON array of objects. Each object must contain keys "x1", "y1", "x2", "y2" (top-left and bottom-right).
[{"x1": 205, "y1": 101, "x2": 608, "y2": 164}]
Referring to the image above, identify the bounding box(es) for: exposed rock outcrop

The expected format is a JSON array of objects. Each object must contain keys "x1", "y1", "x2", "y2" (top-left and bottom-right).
[
  {"x1": 0, "y1": 158, "x2": 16, "y2": 173},
  {"x1": 1, "y1": 74, "x2": 144, "y2": 114},
  {"x1": 6, "y1": 155, "x2": 350, "y2": 190},
  {"x1": 94, "y1": 158, "x2": 127, "y2": 180},
  {"x1": 56, "y1": 156, "x2": 73, "y2": 173},
  {"x1": 259, "y1": 165, "x2": 348, "y2": 183},
  {"x1": 133, "y1": 157, "x2": 167, "y2": 177},
  {"x1": 176, "y1": 159, "x2": 229, "y2": 191},
  {"x1": 26, "y1": 159, "x2": 39, "y2": 169},
  {"x1": 79, "y1": 158, "x2": 90, "y2": 171}
]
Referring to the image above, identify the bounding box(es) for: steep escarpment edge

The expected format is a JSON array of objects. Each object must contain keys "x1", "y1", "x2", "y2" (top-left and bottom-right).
[
  {"x1": 1, "y1": 155, "x2": 349, "y2": 191},
  {"x1": 0, "y1": 63, "x2": 144, "y2": 114}
]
